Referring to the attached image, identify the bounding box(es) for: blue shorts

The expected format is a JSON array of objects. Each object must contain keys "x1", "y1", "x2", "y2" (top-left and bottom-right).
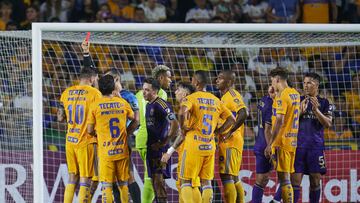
[
  {"x1": 255, "y1": 152, "x2": 272, "y2": 174},
  {"x1": 294, "y1": 148, "x2": 326, "y2": 175},
  {"x1": 146, "y1": 149, "x2": 171, "y2": 179}
]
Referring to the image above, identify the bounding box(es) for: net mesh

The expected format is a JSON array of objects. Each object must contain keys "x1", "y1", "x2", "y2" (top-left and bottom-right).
[{"x1": 0, "y1": 30, "x2": 359, "y2": 202}]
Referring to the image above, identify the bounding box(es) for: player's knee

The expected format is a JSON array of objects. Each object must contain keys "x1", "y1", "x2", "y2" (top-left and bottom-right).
[
  {"x1": 201, "y1": 179, "x2": 211, "y2": 187},
  {"x1": 68, "y1": 173, "x2": 79, "y2": 183},
  {"x1": 128, "y1": 172, "x2": 135, "y2": 183},
  {"x1": 309, "y1": 174, "x2": 321, "y2": 188},
  {"x1": 290, "y1": 173, "x2": 302, "y2": 186},
  {"x1": 220, "y1": 173, "x2": 233, "y2": 182},
  {"x1": 79, "y1": 177, "x2": 91, "y2": 185},
  {"x1": 255, "y1": 174, "x2": 269, "y2": 187},
  {"x1": 180, "y1": 178, "x2": 192, "y2": 186},
  {"x1": 277, "y1": 172, "x2": 290, "y2": 183}
]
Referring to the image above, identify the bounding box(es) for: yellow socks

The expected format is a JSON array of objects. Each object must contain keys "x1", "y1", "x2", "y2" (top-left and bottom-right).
[
  {"x1": 101, "y1": 185, "x2": 113, "y2": 203},
  {"x1": 281, "y1": 181, "x2": 294, "y2": 203},
  {"x1": 192, "y1": 187, "x2": 202, "y2": 203},
  {"x1": 118, "y1": 184, "x2": 129, "y2": 203},
  {"x1": 224, "y1": 180, "x2": 237, "y2": 203},
  {"x1": 64, "y1": 182, "x2": 76, "y2": 203},
  {"x1": 235, "y1": 181, "x2": 245, "y2": 203},
  {"x1": 78, "y1": 181, "x2": 90, "y2": 202},
  {"x1": 181, "y1": 184, "x2": 193, "y2": 203},
  {"x1": 202, "y1": 185, "x2": 213, "y2": 203}
]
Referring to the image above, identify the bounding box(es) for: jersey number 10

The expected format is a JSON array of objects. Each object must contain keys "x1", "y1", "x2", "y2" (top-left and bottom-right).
[{"x1": 67, "y1": 104, "x2": 84, "y2": 125}]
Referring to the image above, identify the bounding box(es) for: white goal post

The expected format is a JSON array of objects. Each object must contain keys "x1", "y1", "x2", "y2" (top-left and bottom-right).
[{"x1": 31, "y1": 23, "x2": 360, "y2": 203}]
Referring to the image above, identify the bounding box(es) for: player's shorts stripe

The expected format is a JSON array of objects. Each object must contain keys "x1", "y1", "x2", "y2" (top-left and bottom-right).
[
  {"x1": 180, "y1": 150, "x2": 187, "y2": 178},
  {"x1": 93, "y1": 144, "x2": 99, "y2": 176},
  {"x1": 225, "y1": 148, "x2": 231, "y2": 174}
]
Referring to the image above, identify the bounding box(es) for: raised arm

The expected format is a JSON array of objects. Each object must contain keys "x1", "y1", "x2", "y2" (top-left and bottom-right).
[{"x1": 81, "y1": 38, "x2": 95, "y2": 69}]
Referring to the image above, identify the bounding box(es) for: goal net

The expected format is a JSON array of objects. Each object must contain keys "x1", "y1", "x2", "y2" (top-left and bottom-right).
[{"x1": 1, "y1": 24, "x2": 360, "y2": 202}]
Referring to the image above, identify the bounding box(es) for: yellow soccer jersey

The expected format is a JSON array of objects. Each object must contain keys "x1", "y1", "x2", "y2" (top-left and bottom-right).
[
  {"x1": 88, "y1": 96, "x2": 134, "y2": 161},
  {"x1": 272, "y1": 87, "x2": 300, "y2": 152},
  {"x1": 219, "y1": 89, "x2": 247, "y2": 151},
  {"x1": 87, "y1": 97, "x2": 134, "y2": 161},
  {"x1": 60, "y1": 85, "x2": 102, "y2": 148},
  {"x1": 181, "y1": 91, "x2": 232, "y2": 156}
]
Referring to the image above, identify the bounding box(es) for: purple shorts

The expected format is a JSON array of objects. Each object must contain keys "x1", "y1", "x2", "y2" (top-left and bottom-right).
[
  {"x1": 255, "y1": 152, "x2": 272, "y2": 174},
  {"x1": 294, "y1": 148, "x2": 326, "y2": 175},
  {"x1": 146, "y1": 149, "x2": 171, "y2": 179}
]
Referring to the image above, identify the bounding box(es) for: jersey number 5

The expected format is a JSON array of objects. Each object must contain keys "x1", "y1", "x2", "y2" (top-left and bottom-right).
[
  {"x1": 67, "y1": 104, "x2": 84, "y2": 124},
  {"x1": 109, "y1": 118, "x2": 120, "y2": 138},
  {"x1": 202, "y1": 114, "x2": 213, "y2": 135}
]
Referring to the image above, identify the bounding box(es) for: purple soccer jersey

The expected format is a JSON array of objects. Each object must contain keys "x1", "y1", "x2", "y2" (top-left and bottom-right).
[
  {"x1": 297, "y1": 96, "x2": 333, "y2": 149},
  {"x1": 145, "y1": 97, "x2": 175, "y2": 178},
  {"x1": 145, "y1": 97, "x2": 175, "y2": 156},
  {"x1": 254, "y1": 95, "x2": 273, "y2": 154}
]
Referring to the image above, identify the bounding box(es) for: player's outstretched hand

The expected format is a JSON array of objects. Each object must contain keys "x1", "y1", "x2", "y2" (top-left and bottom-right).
[
  {"x1": 161, "y1": 153, "x2": 171, "y2": 163},
  {"x1": 81, "y1": 39, "x2": 90, "y2": 54},
  {"x1": 264, "y1": 144, "x2": 272, "y2": 158}
]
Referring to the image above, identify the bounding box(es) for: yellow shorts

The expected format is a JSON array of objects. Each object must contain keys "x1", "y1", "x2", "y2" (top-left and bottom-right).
[
  {"x1": 218, "y1": 147, "x2": 242, "y2": 176},
  {"x1": 179, "y1": 150, "x2": 214, "y2": 181},
  {"x1": 99, "y1": 158, "x2": 130, "y2": 183},
  {"x1": 271, "y1": 147, "x2": 295, "y2": 173},
  {"x1": 177, "y1": 159, "x2": 201, "y2": 188},
  {"x1": 66, "y1": 143, "x2": 96, "y2": 178}
]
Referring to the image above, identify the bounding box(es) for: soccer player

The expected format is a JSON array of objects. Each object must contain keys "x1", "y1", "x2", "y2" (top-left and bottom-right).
[
  {"x1": 265, "y1": 67, "x2": 300, "y2": 203},
  {"x1": 87, "y1": 75, "x2": 139, "y2": 203},
  {"x1": 135, "y1": 65, "x2": 172, "y2": 203},
  {"x1": 105, "y1": 69, "x2": 141, "y2": 203},
  {"x1": 252, "y1": 86, "x2": 276, "y2": 203},
  {"x1": 142, "y1": 77, "x2": 179, "y2": 202},
  {"x1": 58, "y1": 39, "x2": 101, "y2": 203},
  {"x1": 161, "y1": 82, "x2": 201, "y2": 203},
  {"x1": 291, "y1": 72, "x2": 333, "y2": 203},
  {"x1": 178, "y1": 70, "x2": 235, "y2": 203},
  {"x1": 216, "y1": 70, "x2": 248, "y2": 203}
]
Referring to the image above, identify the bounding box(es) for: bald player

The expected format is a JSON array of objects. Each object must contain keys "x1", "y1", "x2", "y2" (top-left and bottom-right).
[{"x1": 216, "y1": 70, "x2": 248, "y2": 203}]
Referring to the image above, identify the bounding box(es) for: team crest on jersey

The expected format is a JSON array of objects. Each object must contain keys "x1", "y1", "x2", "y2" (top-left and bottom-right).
[
  {"x1": 277, "y1": 100, "x2": 282, "y2": 106},
  {"x1": 234, "y1": 99, "x2": 240, "y2": 104},
  {"x1": 150, "y1": 108, "x2": 154, "y2": 116},
  {"x1": 165, "y1": 108, "x2": 171, "y2": 113}
]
